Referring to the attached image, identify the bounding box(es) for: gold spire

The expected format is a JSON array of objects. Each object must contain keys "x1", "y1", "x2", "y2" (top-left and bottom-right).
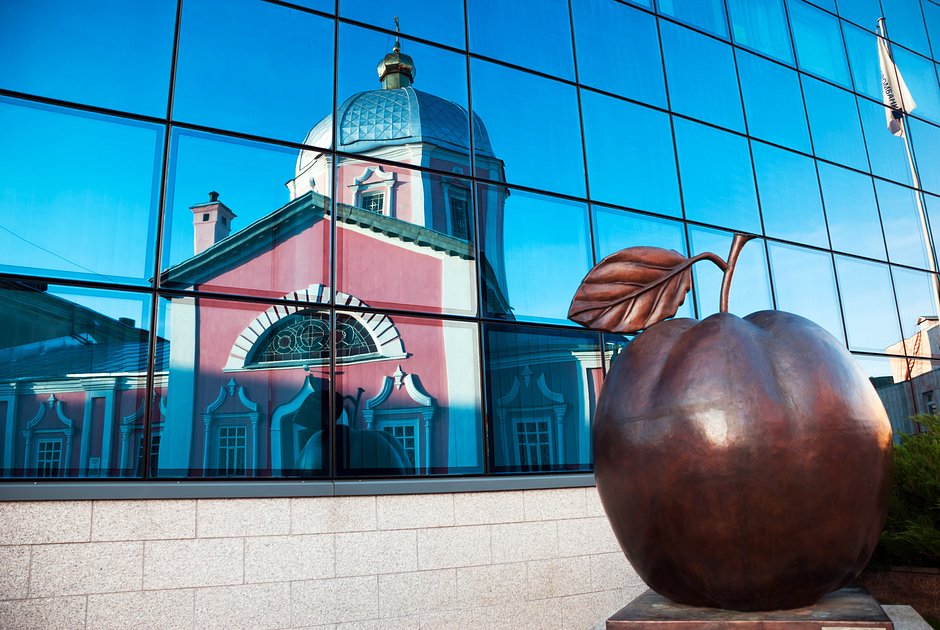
[{"x1": 377, "y1": 17, "x2": 415, "y2": 89}]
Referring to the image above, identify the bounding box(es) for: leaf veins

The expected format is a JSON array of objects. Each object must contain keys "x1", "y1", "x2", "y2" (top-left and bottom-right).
[{"x1": 567, "y1": 246, "x2": 693, "y2": 334}]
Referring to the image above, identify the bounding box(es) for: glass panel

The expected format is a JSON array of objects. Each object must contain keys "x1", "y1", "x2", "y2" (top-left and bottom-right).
[
  {"x1": 0, "y1": 97, "x2": 162, "y2": 285},
  {"x1": 835, "y1": 0, "x2": 882, "y2": 31},
  {"x1": 673, "y1": 119, "x2": 761, "y2": 233},
  {"x1": 160, "y1": 129, "x2": 329, "y2": 299},
  {"x1": 752, "y1": 142, "x2": 829, "y2": 248},
  {"x1": 843, "y1": 23, "x2": 883, "y2": 101},
  {"x1": 807, "y1": 0, "x2": 836, "y2": 11},
  {"x1": 688, "y1": 227, "x2": 773, "y2": 318},
  {"x1": 656, "y1": 0, "x2": 728, "y2": 38},
  {"x1": 737, "y1": 51, "x2": 811, "y2": 153},
  {"x1": 157, "y1": 296, "x2": 334, "y2": 478},
  {"x1": 581, "y1": 92, "x2": 681, "y2": 217},
  {"x1": 0, "y1": 283, "x2": 152, "y2": 479},
  {"x1": 337, "y1": 24, "x2": 470, "y2": 170},
  {"x1": 883, "y1": 0, "x2": 931, "y2": 56},
  {"x1": 467, "y1": 0, "x2": 575, "y2": 79},
  {"x1": 339, "y1": 0, "x2": 465, "y2": 49},
  {"x1": 485, "y1": 324, "x2": 601, "y2": 473},
  {"x1": 571, "y1": 0, "x2": 667, "y2": 107},
  {"x1": 854, "y1": 354, "x2": 919, "y2": 438},
  {"x1": 892, "y1": 266, "x2": 940, "y2": 343},
  {"x1": 788, "y1": 0, "x2": 851, "y2": 87},
  {"x1": 726, "y1": 0, "x2": 793, "y2": 63},
  {"x1": 834, "y1": 256, "x2": 904, "y2": 354},
  {"x1": 924, "y1": 1, "x2": 940, "y2": 55},
  {"x1": 479, "y1": 185, "x2": 592, "y2": 324},
  {"x1": 248, "y1": 311, "x2": 338, "y2": 367},
  {"x1": 592, "y1": 207, "x2": 686, "y2": 259},
  {"x1": 470, "y1": 60, "x2": 584, "y2": 197},
  {"x1": 174, "y1": 0, "x2": 334, "y2": 144},
  {"x1": 335, "y1": 159, "x2": 477, "y2": 316},
  {"x1": 335, "y1": 313, "x2": 482, "y2": 476},
  {"x1": 592, "y1": 207, "x2": 693, "y2": 319},
  {"x1": 0, "y1": 0, "x2": 175, "y2": 117},
  {"x1": 859, "y1": 99, "x2": 917, "y2": 185},
  {"x1": 926, "y1": 193, "x2": 940, "y2": 263},
  {"x1": 909, "y1": 118, "x2": 940, "y2": 195},
  {"x1": 818, "y1": 162, "x2": 886, "y2": 260},
  {"x1": 875, "y1": 179, "x2": 931, "y2": 269},
  {"x1": 892, "y1": 48, "x2": 940, "y2": 125},
  {"x1": 660, "y1": 21, "x2": 744, "y2": 132},
  {"x1": 901, "y1": 359, "x2": 940, "y2": 423},
  {"x1": 767, "y1": 242, "x2": 845, "y2": 343},
  {"x1": 802, "y1": 77, "x2": 869, "y2": 172},
  {"x1": 283, "y1": 0, "x2": 333, "y2": 11}
]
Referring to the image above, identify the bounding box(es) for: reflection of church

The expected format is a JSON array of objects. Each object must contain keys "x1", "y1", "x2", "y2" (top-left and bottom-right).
[
  {"x1": 0, "y1": 38, "x2": 601, "y2": 477},
  {"x1": 160, "y1": 37, "x2": 502, "y2": 477}
]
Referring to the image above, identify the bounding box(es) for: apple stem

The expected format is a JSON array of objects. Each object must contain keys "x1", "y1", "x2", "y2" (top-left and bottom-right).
[
  {"x1": 692, "y1": 252, "x2": 728, "y2": 272},
  {"x1": 719, "y1": 233, "x2": 757, "y2": 313}
]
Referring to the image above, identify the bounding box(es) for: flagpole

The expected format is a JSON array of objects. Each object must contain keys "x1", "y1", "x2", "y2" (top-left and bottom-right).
[
  {"x1": 879, "y1": 17, "x2": 940, "y2": 359},
  {"x1": 899, "y1": 115, "x2": 940, "y2": 339},
  {"x1": 899, "y1": 118, "x2": 937, "y2": 277}
]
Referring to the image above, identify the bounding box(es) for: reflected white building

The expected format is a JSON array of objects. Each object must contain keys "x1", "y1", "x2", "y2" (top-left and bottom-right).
[{"x1": 877, "y1": 315, "x2": 940, "y2": 437}]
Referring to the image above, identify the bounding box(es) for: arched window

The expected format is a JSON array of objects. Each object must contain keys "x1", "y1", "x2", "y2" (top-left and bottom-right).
[
  {"x1": 246, "y1": 310, "x2": 380, "y2": 368},
  {"x1": 224, "y1": 285, "x2": 408, "y2": 371}
]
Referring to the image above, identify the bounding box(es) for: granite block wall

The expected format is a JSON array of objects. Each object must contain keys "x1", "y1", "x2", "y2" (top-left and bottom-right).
[{"x1": 0, "y1": 487, "x2": 645, "y2": 629}]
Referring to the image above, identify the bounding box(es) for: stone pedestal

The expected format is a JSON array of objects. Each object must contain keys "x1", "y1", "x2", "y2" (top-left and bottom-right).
[{"x1": 607, "y1": 586, "x2": 893, "y2": 629}]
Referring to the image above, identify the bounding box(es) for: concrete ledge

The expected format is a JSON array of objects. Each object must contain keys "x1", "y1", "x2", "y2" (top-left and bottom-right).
[
  {"x1": 0, "y1": 473, "x2": 596, "y2": 501},
  {"x1": 882, "y1": 605, "x2": 934, "y2": 630}
]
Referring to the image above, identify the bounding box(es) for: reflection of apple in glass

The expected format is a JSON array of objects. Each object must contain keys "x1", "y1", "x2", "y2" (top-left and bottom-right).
[{"x1": 569, "y1": 234, "x2": 893, "y2": 611}]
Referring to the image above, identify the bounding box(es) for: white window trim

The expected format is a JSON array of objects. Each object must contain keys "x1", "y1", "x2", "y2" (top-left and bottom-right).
[
  {"x1": 22, "y1": 395, "x2": 75, "y2": 477},
  {"x1": 363, "y1": 368, "x2": 436, "y2": 472},
  {"x1": 202, "y1": 378, "x2": 260, "y2": 476},
  {"x1": 494, "y1": 367, "x2": 567, "y2": 468},
  {"x1": 349, "y1": 166, "x2": 396, "y2": 218}
]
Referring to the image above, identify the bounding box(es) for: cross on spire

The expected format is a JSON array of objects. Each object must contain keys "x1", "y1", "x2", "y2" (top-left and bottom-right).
[{"x1": 393, "y1": 16, "x2": 401, "y2": 53}]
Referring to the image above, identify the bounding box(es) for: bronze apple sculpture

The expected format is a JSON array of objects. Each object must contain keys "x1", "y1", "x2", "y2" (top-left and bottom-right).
[{"x1": 569, "y1": 234, "x2": 893, "y2": 611}]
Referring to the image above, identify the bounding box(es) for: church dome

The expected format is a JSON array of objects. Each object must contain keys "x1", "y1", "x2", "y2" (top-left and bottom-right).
[
  {"x1": 294, "y1": 29, "x2": 497, "y2": 186},
  {"x1": 298, "y1": 87, "x2": 494, "y2": 165}
]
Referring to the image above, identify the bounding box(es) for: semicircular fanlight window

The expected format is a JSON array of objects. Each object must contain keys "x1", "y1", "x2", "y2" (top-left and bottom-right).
[{"x1": 246, "y1": 310, "x2": 377, "y2": 367}]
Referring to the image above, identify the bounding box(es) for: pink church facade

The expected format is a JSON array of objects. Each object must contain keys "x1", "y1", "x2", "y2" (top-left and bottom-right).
[{"x1": 155, "y1": 39, "x2": 504, "y2": 478}]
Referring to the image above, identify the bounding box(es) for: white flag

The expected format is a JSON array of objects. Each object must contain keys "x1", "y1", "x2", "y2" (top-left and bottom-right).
[{"x1": 878, "y1": 32, "x2": 917, "y2": 136}]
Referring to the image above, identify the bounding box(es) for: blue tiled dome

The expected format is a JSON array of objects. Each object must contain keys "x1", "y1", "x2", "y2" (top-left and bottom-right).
[{"x1": 301, "y1": 86, "x2": 494, "y2": 156}]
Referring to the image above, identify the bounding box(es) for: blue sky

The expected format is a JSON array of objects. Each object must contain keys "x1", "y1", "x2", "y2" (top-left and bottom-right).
[{"x1": 1, "y1": 0, "x2": 938, "y2": 371}]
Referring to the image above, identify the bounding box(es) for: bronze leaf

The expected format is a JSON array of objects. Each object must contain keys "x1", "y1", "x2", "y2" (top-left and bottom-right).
[{"x1": 568, "y1": 246, "x2": 693, "y2": 333}]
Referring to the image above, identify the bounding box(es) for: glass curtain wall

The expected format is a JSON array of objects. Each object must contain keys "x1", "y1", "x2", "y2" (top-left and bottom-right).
[{"x1": 2, "y1": 0, "x2": 939, "y2": 482}]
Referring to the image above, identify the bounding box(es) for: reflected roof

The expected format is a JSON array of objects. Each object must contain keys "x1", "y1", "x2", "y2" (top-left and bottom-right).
[
  {"x1": 0, "y1": 339, "x2": 168, "y2": 381},
  {"x1": 302, "y1": 86, "x2": 494, "y2": 156},
  {"x1": 161, "y1": 192, "x2": 473, "y2": 287}
]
